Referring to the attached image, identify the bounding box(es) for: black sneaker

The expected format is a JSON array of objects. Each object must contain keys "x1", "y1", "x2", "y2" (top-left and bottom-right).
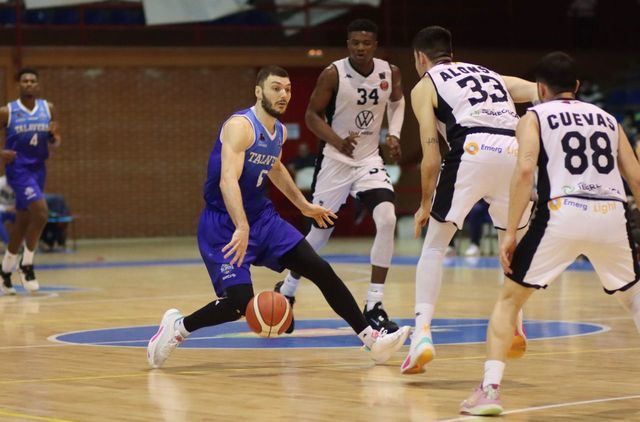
[
  {"x1": 363, "y1": 302, "x2": 399, "y2": 333},
  {"x1": 274, "y1": 280, "x2": 295, "y2": 334},
  {"x1": 0, "y1": 270, "x2": 15, "y2": 295},
  {"x1": 18, "y1": 259, "x2": 39, "y2": 292}
]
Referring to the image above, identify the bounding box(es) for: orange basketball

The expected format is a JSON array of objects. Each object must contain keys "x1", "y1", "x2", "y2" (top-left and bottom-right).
[{"x1": 245, "y1": 291, "x2": 293, "y2": 338}]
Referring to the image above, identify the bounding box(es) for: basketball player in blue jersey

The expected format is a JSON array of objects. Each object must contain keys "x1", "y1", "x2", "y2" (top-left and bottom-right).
[
  {"x1": 147, "y1": 66, "x2": 410, "y2": 369},
  {"x1": 276, "y1": 19, "x2": 405, "y2": 334},
  {"x1": 0, "y1": 68, "x2": 61, "y2": 295},
  {"x1": 461, "y1": 52, "x2": 640, "y2": 416},
  {"x1": 401, "y1": 27, "x2": 539, "y2": 375}
]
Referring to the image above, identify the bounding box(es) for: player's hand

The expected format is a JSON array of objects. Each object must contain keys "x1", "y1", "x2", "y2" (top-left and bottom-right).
[
  {"x1": 222, "y1": 226, "x2": 249, "y2": 267},
  {"x1": 301, "y1": 203, "x2": 337, "y2": 228},
  {"x1": 414, "y1": 205, "x2": 430, "y2": 238},
  {"x1": 48, "y1": 122, "x2": 62, "y2": 147},
  {"x1": 335, "y1": 133, "x2": 359, "y2": 158},
  {"x1": 0, "y1": 149, "x2": 16, "y2": 164},
  {"x1": 386, "y1": 134, "x2": 401, "y2": 162},
  {"x1": 499, "y1": 231, "x2": 517, "y2": 274}
]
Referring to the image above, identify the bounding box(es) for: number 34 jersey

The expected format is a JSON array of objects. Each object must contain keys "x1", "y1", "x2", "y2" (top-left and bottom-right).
[
  {"x1": 426, "y1": 61, "x2": 519, "y2": 163},
  {"x1": 324, "y1": 57, "x2": 393, "y2": 165},
  {"x1": 530, "y1": 99, "x2": 625, "y2": 203}
]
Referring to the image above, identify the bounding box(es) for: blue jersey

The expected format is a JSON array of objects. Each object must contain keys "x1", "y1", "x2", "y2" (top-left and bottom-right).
[
  {"x1": 5, "y1": 99, "x2": 52, "y2": 166},
  {"x1": 204, "y1": 107, "x2": 285, "y2": 221}
]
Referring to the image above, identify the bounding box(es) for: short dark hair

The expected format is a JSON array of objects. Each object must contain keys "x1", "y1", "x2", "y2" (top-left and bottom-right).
[
  {"x1": 533, "y1": 52, "x2": 578, "y2": 94},
  {"x1": 16, "y1": 67, "x2": 38, "y2": 81},
  {"x1": 347, "y1": 19, "x2": 378, "y2": 37},
  {"x1": 256, "y1": 65, "x2": 289, "y2": 87},
  {"x1": 412, "y1": 26, "x2": 453, "y2": 61}
]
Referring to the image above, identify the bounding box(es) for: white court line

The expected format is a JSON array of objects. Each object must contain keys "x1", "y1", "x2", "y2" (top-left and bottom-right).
[{"x1": 439, "y1": 394, "x2": 640, "y2": 421}]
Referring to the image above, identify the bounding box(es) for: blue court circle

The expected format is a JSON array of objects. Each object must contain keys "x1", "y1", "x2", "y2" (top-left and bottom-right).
[{"x1": 51, "y1": 318, "x2": 607, "y2": 349}]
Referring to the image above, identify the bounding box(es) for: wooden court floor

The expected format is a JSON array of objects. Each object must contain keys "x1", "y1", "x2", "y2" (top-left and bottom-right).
[{"x1": 1, "y1": 237, "x2": 639, "y2": 421}]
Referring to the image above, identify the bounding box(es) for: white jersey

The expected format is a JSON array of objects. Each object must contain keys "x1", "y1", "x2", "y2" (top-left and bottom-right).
[
  {"x1": 530, "y1": 99, "x2": 625, "y2": 203},
  {"x1": 426, "y1": 61, "x2": 519, "y2": 162},
  {"x1": 323, "y1": 57, "x2": 393, "y2": 165}
]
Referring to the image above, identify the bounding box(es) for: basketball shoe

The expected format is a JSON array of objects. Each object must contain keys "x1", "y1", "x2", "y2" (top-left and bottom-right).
[
  {"x1": 459, "y1": 384, "x2": 503, "y2": 416},
  {"x1": 274, "y1": 280, "x2": 295, "y2": 334},
  {"x1": 507, "y1": 310, "x2": 527, "y2": 359},
  {"x1": 363, "y1": 302, "x2": 399, "y2": 333},
  {"x1": 18, "y1": 259, "x2": 39, "y2": 292},
  {"x1": 147, "y1": 309, "x2": 185, "y2": 369},
  {"x1": 0, "y1": 270, "x2": 15, "y2": 295},
  {"x1": 400, "y1": 324, "x2": 435, "y2": 374},
  {"x1": 366, "y1": 325, "x2": 410, "y2": 364}
]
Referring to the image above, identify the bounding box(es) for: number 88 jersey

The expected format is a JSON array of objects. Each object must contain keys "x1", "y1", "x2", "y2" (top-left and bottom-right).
[
  {"x1": 425, "y1": 61, "x2": 518, "y2": 143},
  {"x1": 530, "y1": 99, "x2": 625, "y2": 203},
  {"x1": 323, "y1": 57, "x2": 392, "y2": 165}
]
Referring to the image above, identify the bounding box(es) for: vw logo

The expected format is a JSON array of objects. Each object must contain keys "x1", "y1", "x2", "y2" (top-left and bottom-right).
[{"x1": 355, "y1": 110, "x2": 374, "y2": 129}]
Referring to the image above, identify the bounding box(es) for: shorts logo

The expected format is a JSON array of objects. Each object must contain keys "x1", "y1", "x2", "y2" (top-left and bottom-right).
[
  {"x1": 24, "y1": 187, "x2": 36, "y2": 199},
  {"x1": 355, "y1": 110, "x2": 374, "y2": 129},
  {"x1": 464, "y1": 141, "x2": 479, "y2": 155},
  {"x1": 548, "y1": 199, "x2": 562, "y2": 211},
  {"x1": 220, "y1": 263, "x2": 234, "y2": 274}
]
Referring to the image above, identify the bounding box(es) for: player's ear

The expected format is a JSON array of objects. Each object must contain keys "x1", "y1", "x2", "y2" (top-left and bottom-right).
[{"x1": 255, "y1": 84, "x2": 262, "y2": 99}]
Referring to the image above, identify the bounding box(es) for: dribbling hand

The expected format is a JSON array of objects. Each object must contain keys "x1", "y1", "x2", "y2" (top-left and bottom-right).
[
  {"x1": 301, "y1": 203, "x2": 337, "y2": 228},
  {"x1": 222, "y1": 227, "x2": 249, "y2": 267},
  {"x1": 385, "y1": 135, "x2": 401, "y2": 162},
  {"x1": 0, "y1": 149, "x2": 16, "y2": 164}
]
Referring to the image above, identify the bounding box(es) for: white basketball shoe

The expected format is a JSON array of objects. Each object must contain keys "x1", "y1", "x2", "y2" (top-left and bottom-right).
[
  {"x1": 147, "y1": 309, "x2": 185, "y2": 369},
  {"x1": 367, "y1": 325, "x2": 411, "y2": 364}
]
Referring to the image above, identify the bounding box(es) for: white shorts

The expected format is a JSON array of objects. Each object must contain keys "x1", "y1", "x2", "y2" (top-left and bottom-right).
[
  {"x1": 312, "y1": 154, "x2": 393, "y2": 212},
  {"x1": 431, "y1": 133, "x2": 531, "y2": 230},
  {"x1": 510, "y1": 197, "x2": 639, "y2": 293}
]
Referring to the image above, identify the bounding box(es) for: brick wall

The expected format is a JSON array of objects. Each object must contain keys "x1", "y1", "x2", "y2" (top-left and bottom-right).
[{"x1": 36, "y1": 66, "x2": 256, "y2": 237}]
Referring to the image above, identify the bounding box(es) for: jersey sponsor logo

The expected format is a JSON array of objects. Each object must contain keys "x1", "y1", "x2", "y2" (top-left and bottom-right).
[
  {"x1": 471, "y1": 108, "x2": 519, "y2": 120},
  {"x1": 247, "y1": 151, "x2": 278, "y2": 167},
  {"x1": 464, "y1": 141, "x2": 479, "y2": 155},
  {"x1": 355, "y1": 110, "x2": 374, "y2": 129},
  {"x1": 14, "y1": 123, "x2": 49, "y2": 133},
  {"x1": 257, "y1": 133, "x2": 268, "y2": 147},
  {"x1": 220, "y1": 263, "x2": 234, "y2": 274},
  {"x1": 378, "y1": 72, "x2": 386, "y2": 80},
  {"x1": 550, "y1": 197, "x2": 620, "y2": 215},
  {"x1": 379, "y1": 80, "x2": 389, "y2": 91}
]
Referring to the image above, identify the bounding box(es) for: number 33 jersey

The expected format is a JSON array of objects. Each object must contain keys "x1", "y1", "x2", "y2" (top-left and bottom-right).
[
  {"x1": 426, "y1": 61, "x2": 518, "y2": 163},
  {"x1": 324, "y1": 57, "x2": 393, "y2": 165},
  {"x1": 530, "y1": 99, "x2": 625, "y2": 203}
]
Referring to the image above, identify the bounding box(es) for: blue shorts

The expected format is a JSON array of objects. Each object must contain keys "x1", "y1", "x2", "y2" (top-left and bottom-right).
[
  {"x1": 6, "y1": 163, "x2": 46, "y2": 211},
  {"x1": 197, "y1": 205, "x2": 304, "y2": 297}
]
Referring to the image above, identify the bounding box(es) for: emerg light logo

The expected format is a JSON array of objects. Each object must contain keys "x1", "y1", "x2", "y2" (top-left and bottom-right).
[{"x1": 464, "y1": 141, "x2": 479, "y2": 155}]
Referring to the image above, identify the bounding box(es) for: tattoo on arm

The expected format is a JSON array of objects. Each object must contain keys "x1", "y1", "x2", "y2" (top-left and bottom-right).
[{"x1": 425, "y1": 137, "x2": 438, "y2": 145}]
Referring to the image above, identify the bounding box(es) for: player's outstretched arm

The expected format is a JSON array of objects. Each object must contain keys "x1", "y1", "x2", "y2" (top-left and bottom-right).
[
  {"x1": 47, "y1": 102, "x2": 62, "y2": 147},
  {"x1": 617, "y1": 124, "x2": 640, "y2": 207},
  {"x1": 503, "y1": 76, "x2": 539, "y2": 104},
  {"x1": 305, "y1": 66, "x2": 358, "y2": 158},
  {"x1": 0, "y1": 106, "x2": 15, "y2": 164},
  {"x1": 501, "y1": 112, "x2": 539, "y2": 273},
  {"x1": 219, "y1": 117, "x2": 253, "y2": 266},
  {"x1": 411, "y1": 78, "x2": 441, "y2": 238},
  {"x1": 268, "y1": 157, "x2": 336, "y2": 228}
]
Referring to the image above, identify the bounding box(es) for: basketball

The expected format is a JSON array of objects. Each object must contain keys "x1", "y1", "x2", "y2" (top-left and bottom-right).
[{"x1": 245, "y1": 291, "x2": 293, "y2": 337}]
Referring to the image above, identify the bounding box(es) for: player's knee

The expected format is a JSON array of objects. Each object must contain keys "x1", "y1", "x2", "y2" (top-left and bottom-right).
[
  {"x1": 33, "y1": 207, "x2": 48, "y2": 225},
  {"x1": 306, "y1": 226, "x2": 334, "y2": 251},
  {"x1": 225, "y1": 284, "x2": 254, "y2": 316}
]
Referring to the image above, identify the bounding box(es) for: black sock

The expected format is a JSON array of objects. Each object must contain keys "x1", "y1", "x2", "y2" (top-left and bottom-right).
[
  {"x1": 280, "y1": 240, "x2": 368, "y2": 334},
  {"x1": 183, "y1": 298, "x2": 242, "y2": 332}
]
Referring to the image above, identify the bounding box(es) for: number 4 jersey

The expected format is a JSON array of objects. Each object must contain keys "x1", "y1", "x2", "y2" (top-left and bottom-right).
[
  {"x1": 530, "y1": 99, "x2": 625, "y2": 203},
  {"x1": 6, "y1": 98, "x2": 52, "y2": 165},
  {"x1": 426, "y1": 61, "x2": 518, "y2": 164},
  {"x1": 324, "y1": 57, "x2": 393, "y2": 165}
]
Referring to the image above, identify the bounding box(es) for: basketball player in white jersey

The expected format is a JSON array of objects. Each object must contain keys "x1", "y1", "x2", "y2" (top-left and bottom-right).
[
  {"x1": 401, "y1": 26, "x2": 539, "y2": 374},
  {"x1": 460, "y1": 51, "x2": 640, "y2": 416},
  {"x1": 275, "y1": 19, "x2": 405, "y2": 333}
]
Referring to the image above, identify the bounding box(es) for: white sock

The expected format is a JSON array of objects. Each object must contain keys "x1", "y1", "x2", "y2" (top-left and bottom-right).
[
  {"x1": 366, "y1": 283, "x2": 384, "y2": 311},
  {"x1": 280, "y1": 273, "x2": 300, "y2": 297},
  {"x1": 358, "y1": 326, "x2": 376, "y2": 348},
  {"x1": 22, "y1": 247, "x2": 35, "y2": 266},
  {"x1": 482, "y1": 360, "x2": 506, "y2": 387},
  {"x1": 415, "y1": 303, "x2": 435, "y2": 331},
  {"x1": 175, "y1": 318, "x2": 190, "y2": 338},
  {"x1": 2, "y1": 251, "x2": 17, "y2": 273}
]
